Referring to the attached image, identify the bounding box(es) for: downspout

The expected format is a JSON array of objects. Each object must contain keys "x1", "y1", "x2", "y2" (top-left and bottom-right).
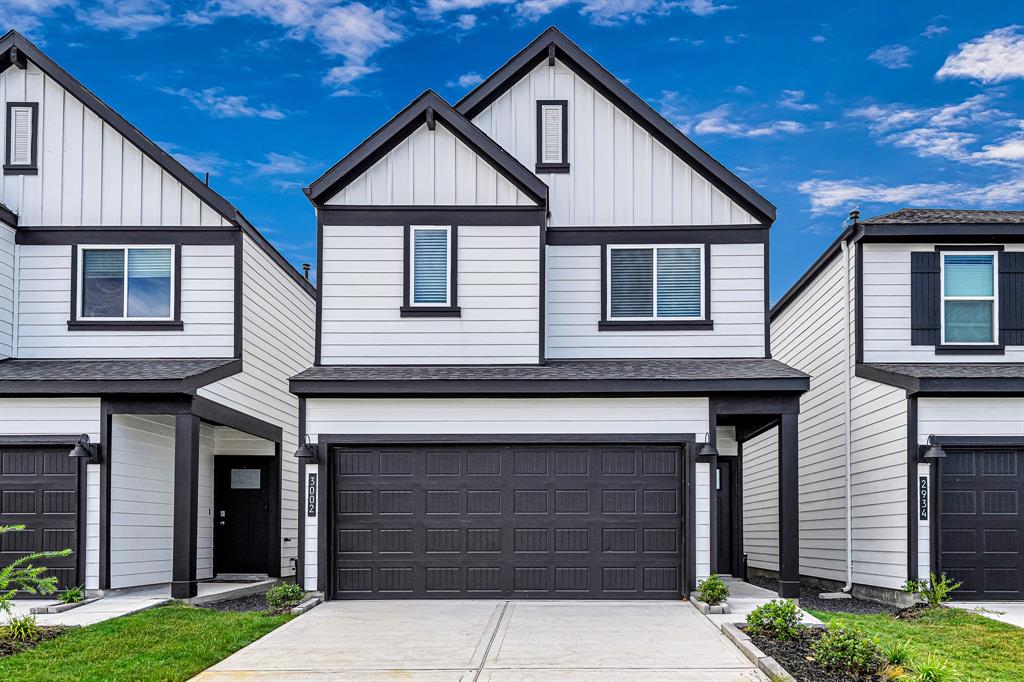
[{"x1": 839, "y1": 210, "x2": 858, "y2": 593}]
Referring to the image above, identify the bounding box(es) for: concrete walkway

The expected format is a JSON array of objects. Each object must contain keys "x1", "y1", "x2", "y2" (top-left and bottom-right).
[
  {"x1": 195, "y1": 600, "x2": 768, "y2": 681},
  {"x1": 704, "y1": 578, "x2": 822, "y2": 628},
  {"x1": 950, "y1": 602, "x2": 1024, "y2": 628}
]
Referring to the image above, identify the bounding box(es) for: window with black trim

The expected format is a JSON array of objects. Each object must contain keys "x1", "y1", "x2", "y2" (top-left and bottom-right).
[
  {"x1": 77, "y1": 245, "x2": 175, "y2": 321},
  {"x1": 941, "y1": 251, "x2": 997, "y2": 345},
  {"x1": 600, "y1": 244, "x2": 710, "y2": 330},
  {"x1": 401, "y1": 225, "x2": 460, "y2": 317},
  {"x1": 5, "y1": 102, "x2": 38, "y2": 175},
  {"x1": 536, "y1": 100, "x2": 568, "y2": 173}
]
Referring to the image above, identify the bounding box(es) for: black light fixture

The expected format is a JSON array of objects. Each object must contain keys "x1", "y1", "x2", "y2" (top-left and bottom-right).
[
  {"x1": 69, "y1": 434, "x2": 97, "y2": 462},
  {"x1": 698, "y1": 431, "x2": 719, "y2": 457},
  {"x1": 923, "y1": 435, "x2": 946, "y2": 460},
  {"x1": 294, "y1": 435, "x2": 317, "y2": 462}
]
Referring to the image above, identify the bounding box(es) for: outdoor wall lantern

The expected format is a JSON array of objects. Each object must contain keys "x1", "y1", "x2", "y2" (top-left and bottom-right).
[
  {"x1": 68, "y1": 434, "x2": 99, "y2": 463},
  {"x1": 294, "y1": 435, "x2": 318, "y2": 462},
  {"x1": 923, "y1": 434, "x2": 947, "y2": 460},
  {"x1": 698, "y1": 432, "x2": 719, "y2": 457}
]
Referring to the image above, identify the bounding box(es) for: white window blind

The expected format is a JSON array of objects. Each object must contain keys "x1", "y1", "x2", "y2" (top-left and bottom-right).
[
  {"x1": 942, "y1": 252, "x2": 996, "y2": 344},
  {"x1": 608, "y1": 245, "x2": 703, "y2": 320},
  {"x1": 8, "y1": 105, "x2": 34, "y2": 167},
  {"x1": 540, "y1": 104, "x2": 563, "y2": 164},
  {"x1": 411, "y1": 227, "x2": 450, "y2": 305}
]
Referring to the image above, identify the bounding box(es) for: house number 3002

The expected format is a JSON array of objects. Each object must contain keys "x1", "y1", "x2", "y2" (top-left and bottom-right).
[{"x1": 307, "y1": 472, "x2": 318, "y2": 517}]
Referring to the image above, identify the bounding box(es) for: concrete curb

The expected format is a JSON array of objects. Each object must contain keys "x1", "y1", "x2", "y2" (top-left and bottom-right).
[
  {"x1": 290, "y1": 594, "x2": 323, "y2": 616},
  {"x1": 30, "y1": 597, "x2": 101, "y2": 614},
  {"x1": 721, "y1": 623, "x2": 795, "y2": 682},
  {"x1": 689, "y1": 595, "x2": 730, "y2": 614}
]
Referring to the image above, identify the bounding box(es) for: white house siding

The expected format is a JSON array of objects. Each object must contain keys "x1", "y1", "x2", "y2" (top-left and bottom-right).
[
  {"x1": 917, "y1": 397, "x2": 1024, "y2": 440},
  {"x1": 742, "y1": 426, "x2": 778, "y2": 572},
  {"x1": 302, "y1": 462, "x2": 319, "y2": 592},
  {"x1": 305, "y1": 397, "x2": 710, "y2": 439},
  {"x1": 696, "y1": 461, "x2": 711, "y2": 580},
  {"x1": 0, "y1": 61, "x2": 229, "y2": 227},
  {"x1": 862, "y1": 243, "x2": 1024, "y2": 363},
  {"x1": 197, "y1": 423, "x2": 215, "y2": 581},
  {"x1": 16, "y1": 243, "x2": 235, "y2": 359},
  {"x1": 86, "y1": 463, "x2": 100, "y2": 589},
  {"x1": 0, "y1": 397, "x2": 99, "y2": 438},
  {"x1": 0, "y1": 223, "x2": 14, "y2": 358},
  {"x1": 319, "y1": 224, "x2": 540, "y2": 365},
  {"x1": 198, "y1": 233, "x2": 316, "y2": 577},
  {"x1": 325, "y1": 123, "x2": 535, "y2": 207},
  {"x1": 545, "y1": 243, "x2": 765, "y2": 358},
  {"x1": 109, "y1": 415, "x2": 175, "y2": 589},
  {"x1": 917, "y1": 462, "x2": 930, "y2": 580},
  {"x1": 716, "y1": 426, "x2": 738, "y2": 457},
  {"x1": 471, "y1": 58, "x2": 759, "y2": 227}
]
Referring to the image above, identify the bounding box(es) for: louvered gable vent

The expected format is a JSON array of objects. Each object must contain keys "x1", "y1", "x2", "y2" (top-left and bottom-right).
[
  {"x1": 6, "y1": 103, "x2": 37, "y2": 169},
  {"x1": 536, "y1": 100, "x2": 567, "y2": 171}
]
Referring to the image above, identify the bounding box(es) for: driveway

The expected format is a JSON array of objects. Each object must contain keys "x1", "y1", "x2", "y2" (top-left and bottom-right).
[{"x1": 195, "y1": 600, "x2": 766, "y2": 681}]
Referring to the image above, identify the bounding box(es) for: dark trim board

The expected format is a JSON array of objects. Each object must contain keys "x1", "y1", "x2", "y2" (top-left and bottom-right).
[
  {"x1": 319, "y1": 206, "x2": 547, "y2": 227},
  {"x1": 15, "y1": 226, "x2": 238, "y2": 246},
  {"x1": 296, "y1": 397, "x2": 306, "y2": 588},
  {"x1": 401, "y1": 225, "x2": 460, "y2": 318},
  {"x1": 314, "y1": 212, "x2": 324, "y2": 366},
  {"x1": 233, "y1": 231, "x2": 244, "y2": 357},
  {"x1": 0, "y1": 434, "x2": 84, "y2": 445},
  {"x1": 926, "y1": 436, "x2": 1024, "y2": 448},
  {"x1": 99, "y1": 399, "x2": 112, "y2": 590},
  {"x1": 546, "y1": 224, "x2": 768, "y2": 246},
  {"x1": 855, "y1": 364, "x2": 1024, "y2": 395},
  {"x1": 0, "y1": 201, "x2": 17, "y2": 226},
  {"x1": 318, "y1": 433, "x2": 695, "y2": 446},
  {"x1": 906, "y1": 396, "x2": 918, "y2": 582}
]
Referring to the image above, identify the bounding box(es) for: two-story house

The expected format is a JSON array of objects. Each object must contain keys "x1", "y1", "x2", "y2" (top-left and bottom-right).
[
  {"x1": 0, "y1": 30, "x2": 315, "y2": 599},
  {"x1": 290, "y1": 28, "x2": 809, "y2": 601},
  {"x1": 750, "y1": 208, "x2": 1024, "y2": 603}
]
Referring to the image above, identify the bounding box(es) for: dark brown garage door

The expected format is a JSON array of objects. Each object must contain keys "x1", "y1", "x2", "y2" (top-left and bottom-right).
[
  {"x1": 0, "y1": 446, "x2": 80, "y2": 592},
  {"x1": 331, "y1": 444, "x2": 683, "y2": 599},
  {"x1": 940, "y1": 448, "x2": 1023, "y2": 600}
]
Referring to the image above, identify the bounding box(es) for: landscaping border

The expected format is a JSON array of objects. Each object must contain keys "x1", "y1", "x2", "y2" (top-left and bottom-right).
[
  {"x1": 721, "y1": 622, "x2": 795, "y2": 682},
  {"x1": 30, "y1": 598, "x2": 100, "y2": 615}
]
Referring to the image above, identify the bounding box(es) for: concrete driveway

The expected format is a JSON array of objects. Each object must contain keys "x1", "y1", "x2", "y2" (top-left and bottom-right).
[{"x1": 195, "y1": 600, "x2": 766, "y2": 681}]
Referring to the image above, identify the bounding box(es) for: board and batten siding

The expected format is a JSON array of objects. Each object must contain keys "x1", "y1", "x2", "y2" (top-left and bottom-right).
[
  {"x1": 0, "y1": 61, "x2": 229, "y2": 227},
  {"x1": 471, "y1": 58, "x2": 759, "y2": 227},
  {"x1": 0, "y1": 223, "x2": 14, "y2": 358},
  {"x1": 198, "y1": 233, "x2": 316, "y2": 577},
  {"x1": 545, "y1": 243, "x2": 764, "y2": 358},
  {"x1": 862, "y1": 243, "x2": 1024, "y2": 363},
  {"x1": 917, "y1": 397, "x2": 1024, "y2": 440},
  {"x1": 15, "y1": 243, "x2": 234, "y2": 358},
  {"x1": 319, "y1": 224, "x2": 540, "y2": 364},
  {"x1": 325, "y1": 123, "x2": 536, "y2": 207}
]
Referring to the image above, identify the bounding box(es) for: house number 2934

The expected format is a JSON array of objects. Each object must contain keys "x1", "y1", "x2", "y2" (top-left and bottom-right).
[{"x1": 919, "y1": 476, "x2": 928, "y2": 521}]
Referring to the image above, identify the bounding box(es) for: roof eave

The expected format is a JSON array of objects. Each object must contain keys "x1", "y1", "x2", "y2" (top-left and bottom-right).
[{"x1": 0, "y1": 201, "x2": 17, "y2": 227}]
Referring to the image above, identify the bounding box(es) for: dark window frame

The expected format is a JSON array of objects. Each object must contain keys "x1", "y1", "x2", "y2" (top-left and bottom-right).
[
  {"x1": 598, "y1": 243, "x2": 713, "y2": 331},
  {"x1": 934, "y1": 244, "x2": 1004, "y2": 354},
  {"x1": 4, "y1": 101, "x2": 39, "y2": 175},
  {"x1": 401, "y1": 224, "x2": 461, "y2": 318},
  {"x1": 535, "y1": 99, "x2": 569, "y2": 174},
  {"x1": 69, "y1": 243, "x2": 183, "y2": 331}
]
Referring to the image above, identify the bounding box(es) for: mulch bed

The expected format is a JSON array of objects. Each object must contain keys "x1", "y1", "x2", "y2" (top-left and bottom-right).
[
  {"x1": 747, "y1": 628, "x2": 884, "y2": 682},
  {"x1": 747, "y1": 575, "x2": 898, "y2": 615},
  {"x1": 0, "y1": 626, "x2": 67, "y2": 659}
]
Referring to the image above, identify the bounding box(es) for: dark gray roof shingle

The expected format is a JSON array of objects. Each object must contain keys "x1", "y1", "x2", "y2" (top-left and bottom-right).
[
  {"x1": 864, "y1": 363, "x2": 1024, "y2": 380},
  {"x1": 862, "y1": 208, "x2": 1024, "y2": 225},
  {"x1": 858, "y1": 362, "x2": 1024, "y2": 394},
  {"x1": 0, "y1": 358, "x2": 240, "y2": 394}
]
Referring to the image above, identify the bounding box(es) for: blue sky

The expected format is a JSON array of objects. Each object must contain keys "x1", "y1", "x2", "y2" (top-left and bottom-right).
[{"x1": 4, "y1": 1, "x2": 1023, "y2": 299}]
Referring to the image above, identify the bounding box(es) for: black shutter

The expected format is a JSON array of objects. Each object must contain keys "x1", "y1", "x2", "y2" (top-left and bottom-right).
[
  {"x1": 999, "y1": 251, "x2": 1024, "y2": 346},
  {"x1": 910, "y1": 251, "x2": 941, "y2": 346}
]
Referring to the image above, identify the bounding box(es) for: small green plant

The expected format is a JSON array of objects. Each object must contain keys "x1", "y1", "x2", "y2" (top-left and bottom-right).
[
  {"x1": 265, "y1": 583, "x2": 305, "y2": 609},
  {"x1": 696, "y1": 574, "x2": 730, "y2": 606},
  {"x1": 745, "y1": 599, "x2": 804, "y2": 641},
  {"x1": 58, "y1": 585, "x2": 85, "y2": 605},
  {"x1": 883, "y1": 639, "x2": 914, "y2": 667},
  {"x1": 904, "y1": 573, "x2": 962, "y2": 607},
  {"x1": 811, "y1": 621, "x2": 884, "y2": 674},
  {"x1": 0, "y1": 525, "x2": 72, "y2": 617},
  {"x1": 911, "y1": 655, "x2": 955, "y2": 682},
  {"x1": 4, "y1": 614, "x2": 42, "y2": 643}
]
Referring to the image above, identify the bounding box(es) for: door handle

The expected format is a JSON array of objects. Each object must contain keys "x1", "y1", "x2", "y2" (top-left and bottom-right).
[{"x1": 219, "y1": 521, "x2": 226, "y2": 526}]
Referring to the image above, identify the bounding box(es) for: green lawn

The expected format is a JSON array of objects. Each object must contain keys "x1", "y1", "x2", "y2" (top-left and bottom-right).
[
  {"x1": 809, "y1": 607, "x2": 1024, "y2": 682},
  {"x1": 0, "y1": 603, "x2": 292, "y2": 682}
]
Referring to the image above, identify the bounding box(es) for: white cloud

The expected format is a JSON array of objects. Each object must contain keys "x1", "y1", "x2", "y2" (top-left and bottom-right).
[
  {"x1": 0, "y1": 0, "x2": 72, "y2": 33},
  {"x1": 77, "y1": 0, "x2": 171, "y2": 34},
  {"x1": 323, "y1": 64, "x2": 378, "y2": 87},
  {"x1": 936, "y1": 26, "x2": 1024, "y2": 83},
  {"x1": 680, "y1": 0, "x2": 732, "y2": 17},
  {"x1": 798, "y1": 177, "x2": 1024, "y2": 215},
  {"x1": 160, "y1": 142, "x2": 230, "y2": 175},
  {"x1": 422, "y1": 0, "x2": 730, "y2": 24},
  {"x1": 729, "y1": 85, "x2": 752, "y2": 95},
  {"x1": 447, "y1": 72, "x2": 484, "y2": 88},
  {"x1": 973, "y1": 133, "x2": 1024, "y2": 162},
  {"x1": 811, "y1": 34, "x2": 826, "y2": 43},
  {"x1": 314, "y1": 3, "x2": 402, "y2": 64},
  {"x1": 922, "y1": 24, "x2": 948, "y2": 38},
  {"x1": 456, "y1": 13, "x2": 477, "y2": 29},
  {"x1": 160, "y1": 86, "x2": 286, "y2": 120},
  {"x1": 247, "y1": 152, "x2": 313, "y2": 176},
  {"x1": 868, "y1": 44, "x2": 913, "y2": 69},
  {"x1": 778, "y1": 89, "x2": 817, "y2": 111},
  {"x1": 689, "y1": 104, "x2": 806, "y2": 138}
]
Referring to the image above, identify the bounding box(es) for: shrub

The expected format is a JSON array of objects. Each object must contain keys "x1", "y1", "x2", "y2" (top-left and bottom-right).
[
  {"x1": 745, "y1": 599, "x2": 804, "y2": 641},
  {"x1": 58, "y1": 585, "x2": 85, "y2": 605},
  {"x1": 4, "y1": 614, "x2": 42, "y2": 643},
  {"x1": 904, "y1": 573, "x2": 962, "y2": 607},
  {"x1": 696, "y1": 574, "x2": 730, "y2": 606},
  {"x1": 911, "y1": 655, "x2": 955, "y2": 682},
  {"x1": 266, "y1": 583, "x2": 305, "y2": 609},
  {"x1": 882, "y1": 639, "x2": 913, "y2": 667},
  {"x1": 0, "y1": 524, "x2": 72, "y2": 617},
  {"x1": 811, "y1": 621, "x2": 884, "y2": 674}
]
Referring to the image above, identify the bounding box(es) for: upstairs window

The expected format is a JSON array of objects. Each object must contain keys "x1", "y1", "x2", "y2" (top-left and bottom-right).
[
  {"x1": 942, "y1": 252, "x2": 997, "y2": 344},
  {"x1": 402, "y1": 226, "x2": 459, "y2": 317},
  {"x1": 536, "y1": 100, "x2": 569, "y2": 173},
  {"x1": 4, "y1": 102, "x2": 38, "y2": 175},
  {"x1": 607, "y1": 245, "x2": 704, "y2": 321},
  {"x1": 79, "y1": 246, "x2": 174, "y2": 320}
]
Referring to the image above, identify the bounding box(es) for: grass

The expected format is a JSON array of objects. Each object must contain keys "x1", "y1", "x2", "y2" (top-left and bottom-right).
[
  {"x1": 0, "y1": 603, "x2": 292, "y2": 682},
  {"x1": 809, "y1": 606, "x2": 1024, "y2": 682}
]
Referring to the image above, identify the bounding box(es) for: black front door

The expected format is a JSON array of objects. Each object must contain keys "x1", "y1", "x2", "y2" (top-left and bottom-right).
[
  {"x1": 214, "y1": 457, "x2": 271, "y2": 575},
  {"x1": 716, "y1": 459, "x2": 734, "y2": 574}
]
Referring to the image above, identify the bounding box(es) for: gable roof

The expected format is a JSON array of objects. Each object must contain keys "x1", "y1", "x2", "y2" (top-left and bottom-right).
[
  {"x1": 305, "y1": 90, "x2": 548, "y2": 207},
  {"x1": 0, "y1": 30, "x2": 314, "y2": 297},
  {"x1": 0, "y1": 201, "x2": 16, "y2": 227},
  {"x1": 455, "y1": 27, "x2": 776, "y2": 225},
  {"x1": 862, "y1": 208, "x2": 1024, "y2": 225}
]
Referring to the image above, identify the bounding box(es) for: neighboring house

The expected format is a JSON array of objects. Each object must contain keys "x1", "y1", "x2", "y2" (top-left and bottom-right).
[
  {"x1": 0, "y1": 30, "x2": 316, "y2": 598},
  {"x1": 290, "y1": 28, "x2": 810, "y2": 600},
  {"x1": 749, "y1": 208, "x2": 1024, "y2": 603}
]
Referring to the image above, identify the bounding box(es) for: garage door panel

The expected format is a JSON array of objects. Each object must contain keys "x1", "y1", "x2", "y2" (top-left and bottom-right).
[{"x1": 331, "y1": 444, "x2": 683, "y2": 599}]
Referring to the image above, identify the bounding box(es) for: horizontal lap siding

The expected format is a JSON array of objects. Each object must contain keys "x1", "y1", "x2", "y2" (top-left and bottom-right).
[
  {"x1": 863, "y1": 243, "x2": 1024, "y2": 362},
  {"x1": 472, "y1": 59, "x2": 758, "y2": 227},
  {"x1": 198, "y1": 234, "x2": 315, "y2": 577},
  {"x1": 545, "y1": 243, "x2": 765, "y2": 358},
  {"x1": 742, "y1": 426, "x2": 778, "y2": 572},
  {"x1": 0, "y1": 62, "x2": 228, "y2": 227},
  {"x1": 15, "y1": 244, "x2": 234, "y2": 358},
  {"x1": 326, "y1": 123, "x2": 533, "y2": 207},
  {"x1": 0, "y1": 397, "x2": 99, "y2": 438},
  {"x1": 197, "y1": 424, "x2": 215, "y2": 581},
  {"x1": 918, "y1": 398, "x2": 1024, "y2": 440},
  {"x1": 305, "y1": 397, "x2": 709, "y2": 439},
  {"x1": 0, "y1": 224, "x2": 13, "y2": 358},
  {"x1": 319, "y1": 224, "x2": 540, "y2": 364}
]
